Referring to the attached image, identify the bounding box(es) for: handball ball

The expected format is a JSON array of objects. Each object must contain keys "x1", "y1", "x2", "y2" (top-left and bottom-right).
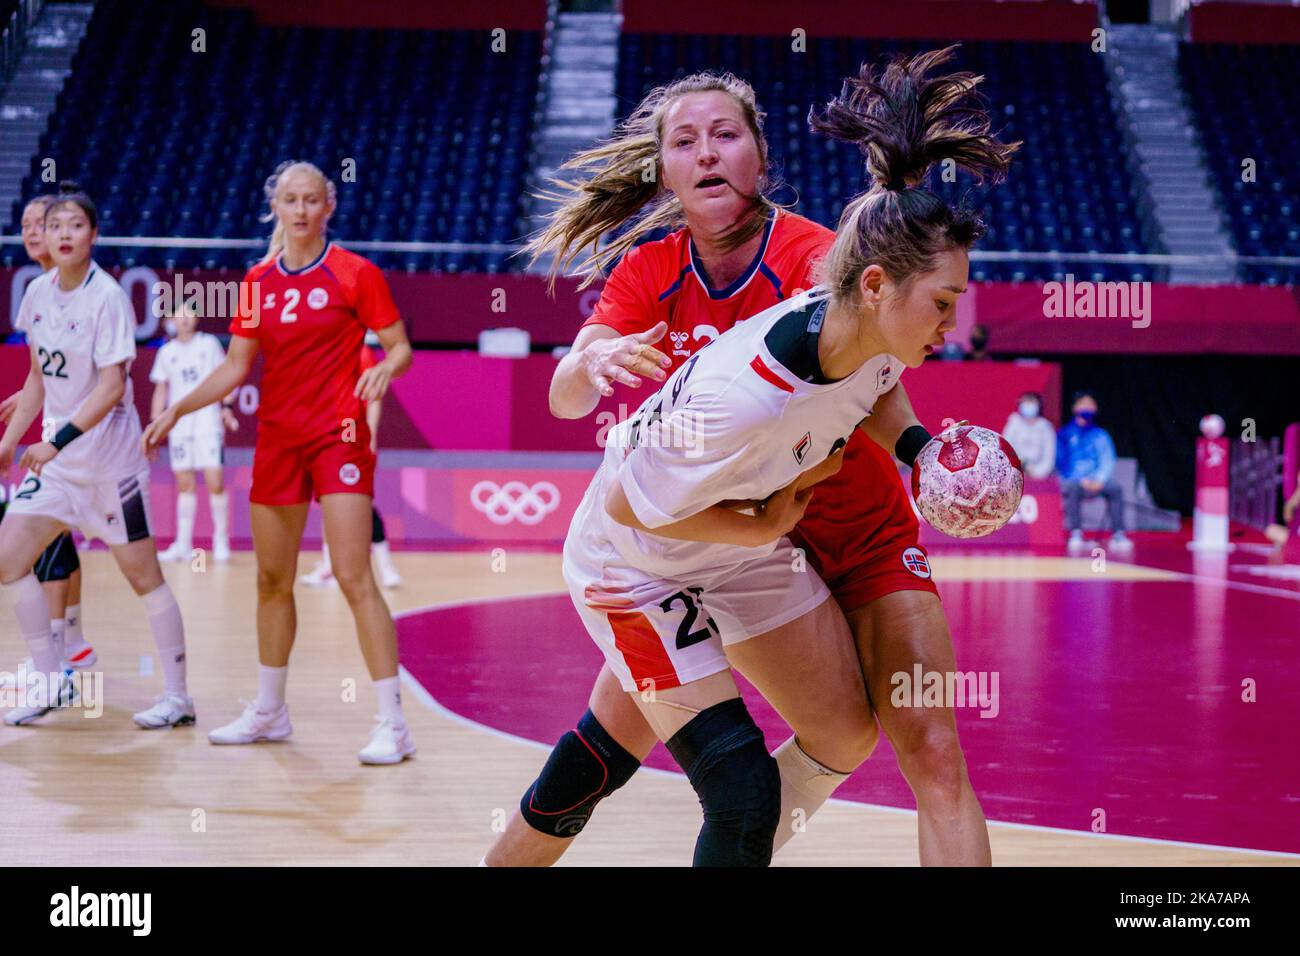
[
  {"x1": 911, "y1": 424, "x2": 1025, "y2": 539},
  {"x1": 1200, "y1": 414, "x2": 1225, "y2": 439}
]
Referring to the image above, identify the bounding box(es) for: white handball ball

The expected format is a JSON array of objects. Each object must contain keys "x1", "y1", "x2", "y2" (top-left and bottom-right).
[
  {"x1": 1199, "y1": 414, "x2": 1225, "y2": 439},
  {"x1": 911, "y1": 424, "x2": 1025, "y2": 539}
]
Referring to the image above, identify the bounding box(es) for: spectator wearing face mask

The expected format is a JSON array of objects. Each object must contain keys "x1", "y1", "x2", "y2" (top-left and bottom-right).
[
  {"x1": 1002, "y1": 392, "x2": 1056, "y2": 479},
  {"x1": 1057, "y1": 390, "x2": 1130, "y2": 552},
  {"x1": 966, "y1": 323, "x2": 991, "y2": 361}
]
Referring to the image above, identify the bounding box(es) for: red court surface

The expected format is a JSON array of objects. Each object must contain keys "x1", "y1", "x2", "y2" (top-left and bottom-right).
[{"x1": 398, "y1": 537, "x2": 1300, "y2": 856}]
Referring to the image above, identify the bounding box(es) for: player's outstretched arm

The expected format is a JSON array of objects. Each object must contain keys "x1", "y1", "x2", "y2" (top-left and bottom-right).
[
  {"x1": 549, "y1": 323, "x2": 670, "y2": 420},
  {"x1": 19, "y1": 360, "x2": 129, "y2": 475},
  {"x1": 355, "y1": 321, "x2": 412, "y2": 404},
  {"x1": 150, "y1": 380, "x2": 169, "y2": 423},
  {"x1": 143, "y1": 336, "x2": 258, "y2": 452}
]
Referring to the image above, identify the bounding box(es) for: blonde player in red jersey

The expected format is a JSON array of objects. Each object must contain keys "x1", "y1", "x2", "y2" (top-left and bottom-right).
[
  {"x1": 485, "y1": 49, "x2": 1013, "y2": 865},
  {"x1": 142, "y1": 161, "x2": 416, "y2": 764},
  {"x1": 0, "y1": 194, "x2": 98, "y2": 690}
]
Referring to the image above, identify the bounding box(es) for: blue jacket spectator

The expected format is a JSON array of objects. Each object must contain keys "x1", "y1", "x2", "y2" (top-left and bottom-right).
[
  {"x1": 1057, "y1": 392, "x2": 1130, "y2": 550},
  {"x1": 1056, "y1": 420, "x2": 1116, "y2": 483}
]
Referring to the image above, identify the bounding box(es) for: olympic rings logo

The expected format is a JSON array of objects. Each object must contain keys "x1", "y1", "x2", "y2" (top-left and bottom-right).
[{"x1": 470, "y1": 480, "x2": 561, "y2": 526}]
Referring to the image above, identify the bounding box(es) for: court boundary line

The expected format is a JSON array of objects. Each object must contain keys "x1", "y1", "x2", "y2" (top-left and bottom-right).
[{"x1": 394, "y1": 591, "x2": 1300, "y2": 862}]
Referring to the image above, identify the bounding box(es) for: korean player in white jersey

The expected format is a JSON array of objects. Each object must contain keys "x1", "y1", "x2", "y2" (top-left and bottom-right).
[
  {"x1": 0, "y1": 183, "x2": 193, "y2": 728},
  {"x1": 149, "y1": 302, "x2": 238, "y2": 562},
  {"x1": 560, "y1": 56, "x2": 1015, "y2": 865}
]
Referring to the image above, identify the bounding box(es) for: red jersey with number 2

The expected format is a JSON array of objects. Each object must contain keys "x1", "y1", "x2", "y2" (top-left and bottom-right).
[{"x1": 230, "y1": 243, "x2": 400, "y2": 440}]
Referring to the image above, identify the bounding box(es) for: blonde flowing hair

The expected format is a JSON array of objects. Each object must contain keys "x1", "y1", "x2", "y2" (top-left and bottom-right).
[
  {"x1": 260, "y1": 160, "x2": 338, "y2": 259},
  {"x1": 524, "y1": 72, "x2": 785, "y2": 289}
]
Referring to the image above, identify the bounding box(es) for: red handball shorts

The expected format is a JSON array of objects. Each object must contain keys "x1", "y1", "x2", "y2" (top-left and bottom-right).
[
  {"x1": 789, "y1": 430, "x2": 939, "y2": 613},
  {"x1": 250, "y1": 426, "x2": 376, "y2": 506}
]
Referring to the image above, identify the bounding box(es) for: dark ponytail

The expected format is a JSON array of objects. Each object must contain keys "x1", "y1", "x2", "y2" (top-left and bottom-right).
[
  {"x1": 47, "y1": 179, "x2": 99, "y2": 230},
  {"x1": 809, "y1": 45, "x2": 1020, "y2": 299}
]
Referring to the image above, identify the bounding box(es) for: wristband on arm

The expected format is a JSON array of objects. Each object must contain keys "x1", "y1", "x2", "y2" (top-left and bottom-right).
[
  {"x1": 51, "y1": 423, "x2": 84, "y2": 451},
  {"x1": 894, "y1": 424, "x2": 932, "y2": 468}
]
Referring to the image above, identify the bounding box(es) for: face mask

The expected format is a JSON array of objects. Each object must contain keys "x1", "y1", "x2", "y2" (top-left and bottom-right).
[
  {"x1": 1018, "y1": 401, "x2": 1039, "y2": 419},
  {"x1": 1075, "y1": 410, "x2": 1096, "y2": 426},
  {"x1": 164, "y1": 319, "x2": 178, "y2": 337},
  {"x1": 970, "y1": 336, "x2": 987, "y2": 351}
]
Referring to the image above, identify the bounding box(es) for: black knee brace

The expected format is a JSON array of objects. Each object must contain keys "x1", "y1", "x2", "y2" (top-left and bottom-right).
[
  {"x1": 519, "y1": 709, "x2": 641, "y2": 837},
  {"x1": 665, "y1": 697, "x2": 781, "y2": 867},
  {"x1": 371, "y1": 507, "x2": 386, "y2": 545},
  {"x1": 34, "y1": 533, "x2": 79, "y2": 584}
]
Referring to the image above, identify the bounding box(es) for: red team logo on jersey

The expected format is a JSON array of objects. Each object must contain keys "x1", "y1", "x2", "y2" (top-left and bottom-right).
[{"x1": 902, "y1": 547, "x2": 932, "y2": 579}]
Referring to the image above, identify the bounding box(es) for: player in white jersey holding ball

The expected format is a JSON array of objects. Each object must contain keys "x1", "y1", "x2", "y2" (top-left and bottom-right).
[
  {"x1": 560, "y1": 52, "x2": 1015, "y2": 864},
  {"x1": 0, "y1": 183, "x2": 193, "y2": 728},
  {"x1": 149, "y1": 302, "x2": 237, "y2": 562}
]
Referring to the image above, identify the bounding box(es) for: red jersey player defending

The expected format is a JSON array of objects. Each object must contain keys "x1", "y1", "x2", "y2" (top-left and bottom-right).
[
  {"x1": 485, "y1": 53, "x2": 1009, "y2": 864},
  {"x1": 143, "y1": 161, "x2": 416, "y2": 764}
]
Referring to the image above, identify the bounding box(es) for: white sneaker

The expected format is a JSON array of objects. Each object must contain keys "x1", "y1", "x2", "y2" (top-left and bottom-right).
[
  {"x1": 4, "y1": 671, "x2": 77, "y2": 726},
  {"x1": 1067, "y1": 530, "x2": 1087, "y2": 553},
  {"x1": 213, "y1": 538, "x2": 232, "y2": 563},
  {"x1": 299, "y1": 563, "x2": 335, "y2": 587},
  {"x1": 208, "y1": 701, "x2": 292, "y2": 745},
  {"x1": 358, "y1": 716, "x2": 416, "y2": 765},
  {"x1": 133, "y1": 692, "x2": 196, "y2": 729},
  {"x1": 1110, "y1": 531, "x2": 1134, "y2": 551},
  {"x1": 158, "y1": 541, "x2": 193, "y2": 563}
]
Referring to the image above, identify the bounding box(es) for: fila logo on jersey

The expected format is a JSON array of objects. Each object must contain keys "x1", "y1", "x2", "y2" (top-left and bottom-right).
[
  {"x1": 307, "y1": 287, "x2": 329, "y2": 310},
  {"x1": 793, "y1": 432, "x2": 812, "y2": 465},
  {"x1": 876, "y1": 363, "x2": 893, "y2": 392},
  {"x1": 339, "y1": 464, "x2": 361, "y2": 486},
  {"x1": 902, "y1": 547, "x2": 931, "y2": 579}
]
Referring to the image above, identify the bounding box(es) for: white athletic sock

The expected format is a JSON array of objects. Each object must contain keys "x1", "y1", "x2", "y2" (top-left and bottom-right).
[
  {"x1": 175, "y1": 492, "x2": 197, "y2": 551},
  {"x1": 64, "y1": 602, "x2": 84, "y2": 646},
  {"x1": 374, "y1": 675, "x2": 404, "y2": 723},
  {"x1": 49, "y1": 619, "x2": 67, "y2": 670},
  {"x1": 318, "y1": 542, "x2": 332, "y2": 575},
  {"x1": 209, "y1": 491, "x2": 229, "y2": 546},
  {"x1": 772, "y1": 736, "x2": 852, "y2": 853},
  {"x1": 6, "y1": 574, "x2": 59, "y2": 680},
  {"x1": 142, "y1": 583, "x2": 187, "y2": 695},
  {"x1": 256, "y1": 664, "x2": 288, "y2": 711}
]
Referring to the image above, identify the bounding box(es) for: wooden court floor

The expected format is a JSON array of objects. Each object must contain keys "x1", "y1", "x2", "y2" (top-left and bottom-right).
[{"x1": 0, "y1": 550, "x2": 1294, "y2": 866}]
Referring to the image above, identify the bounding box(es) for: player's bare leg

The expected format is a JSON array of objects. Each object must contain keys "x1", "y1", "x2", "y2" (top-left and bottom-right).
[
  {"x1": 0, "y1": 514, "x2": 73, "y2": 724},
  {"x1": 204, "y1": 466, "x2": 230, "y2": 561},
  {"x1": 207, "y1": 502, "x2": 309, "y2": 746},
  {"x1": 724, "y1": 594, "x2": 879, "y2": 849},
  {"x1": 321, "y1": 492, "x2": 413, "y2": 764},
  {"x1": 40, "y1": 576, "x2": 70, "y2": 618},
  {"x1": 321, "y1": 493, "x2": 396, "y2": 678},
  {"x1": 850, "y1": 590, "x2": 991, "y2": 866},
  {"x1": 484, "y1": 663, "x2": 658, "y2": 866},
  {"x1": 249, "y1": 502, "x2": 310, "y2": 666},
  {"x1": 110, "y1": 536, "x2": 194, "y2": 727},
  {"x1": 160, "y1": 469, "x2": 198, "y2": 562}
]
